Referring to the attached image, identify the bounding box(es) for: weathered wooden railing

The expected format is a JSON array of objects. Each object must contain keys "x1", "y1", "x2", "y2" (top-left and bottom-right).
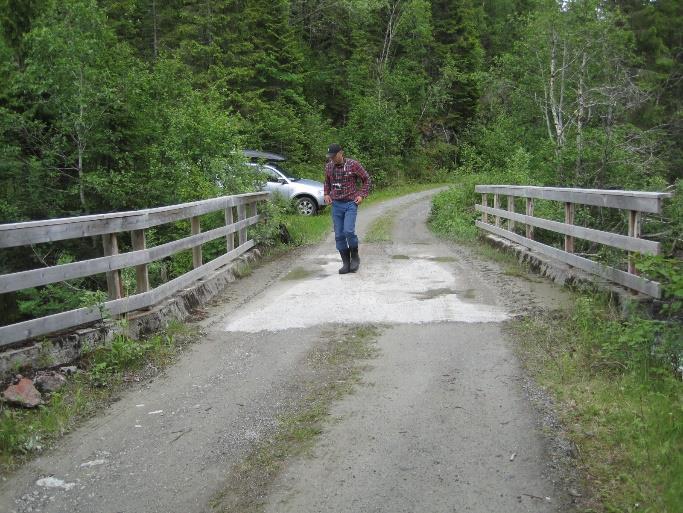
[
  {"x1": 0, "y1": 192, "x2": 269, "y2": 346},
  {"x1": 475, "y1": 185, "x2": 672, "y2": 298}
]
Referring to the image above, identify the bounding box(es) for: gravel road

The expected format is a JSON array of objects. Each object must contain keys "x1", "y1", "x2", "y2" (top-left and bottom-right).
[{"x1": 0, "y1": 188, "x2": 575, "y2": 513}]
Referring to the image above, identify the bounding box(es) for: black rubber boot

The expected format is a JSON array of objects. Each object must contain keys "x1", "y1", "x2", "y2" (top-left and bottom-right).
[
  {"x1": 338, "y1": 249, "x2": 351, "y2": 274},
  {"x1": 349, "y1": 247, "x2": 360, "y2": 273}
]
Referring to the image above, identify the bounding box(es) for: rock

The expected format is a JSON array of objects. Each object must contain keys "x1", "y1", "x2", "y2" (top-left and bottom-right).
[
  {"x1": 60, "y1": 366, "x2": 78, "y2": 375},
  {"x1": 3, "y1": 378, "x2": 43, "y2": 408},
  {"x1": 33, "y1": 372, "x2": 67, "y2": 393}
]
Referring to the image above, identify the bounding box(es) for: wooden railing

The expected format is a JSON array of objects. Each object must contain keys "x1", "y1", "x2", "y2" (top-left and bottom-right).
[
  {"x1": 0, "y1": 192, "x2": 269, "y2": 346},
  {"x1": 474, "y1": 185, "x2": 672, "y2": 298}
]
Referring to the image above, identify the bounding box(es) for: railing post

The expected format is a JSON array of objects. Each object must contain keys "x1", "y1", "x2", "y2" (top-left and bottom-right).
[
  {"x1": 131, "y1": 229, "x2": 149, "y2": 293},
  {"x1": 225, "y1": 206, "x2": 235, "y2": 253},
  {"x1": 628, "y1": 210, "x2": 641, "y2": 274},
  {"x1": 493, "y1": 194, "x2": 500, "y2": 227},
  {"x1": 191, "y1": 216, "x2": 202, "y2": 268},
  {"x1": 102, "y1": 233, "x2": 123, "y2": 300},
  {"x1": 507, "y1": 195, "x2": 515, "y2": 232},
  {"x1": 525, "y1": 198, "x2": 534, "y2": 240},
  {"x1": 482, "y1": 193, "x2": 488, "y2": 223},
  {"x1": 564, "y1": 202, "x2": 575, "y2": 253},
  {"x1": 237, "y1": 203, "x2": 247, "y2": 246}
]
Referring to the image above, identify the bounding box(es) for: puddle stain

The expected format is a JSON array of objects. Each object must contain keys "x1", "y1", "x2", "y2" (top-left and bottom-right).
[
  {"x1": 458, "y1": 288, "x2": 477, "y2": 300},
  {"x1": 413, "y1": 288, "x2": 477, "y2": 301},
  {"x1": 282, "y1": 267, "x2": 327, "y2": 281},
  {"x1": 391, "y1": 255, "x2": 458, "y2": 263},
  {"x1": 413, "y1": 288, "x2": 459, "y2": 300},
  {"x1": 311, "y1": 258, "x2": 334, "y2": 266},
  {"x1": 429, "y1": 256, "x2": 458, "y2": 263}
]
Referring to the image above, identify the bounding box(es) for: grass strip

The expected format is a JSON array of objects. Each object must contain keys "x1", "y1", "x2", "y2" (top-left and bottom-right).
[
  {"x1": 211, "y1": 324, "x2": 380, "y2": 513},
  {"x1": 0, "y1": 321, "x2": 197, "y2": 474},
  {"x1": 510, "y1": 300, "x2": 682, "y2": 513},
  {"x1": 365, "y1": 209, "x2": 398, "y2": 243}
]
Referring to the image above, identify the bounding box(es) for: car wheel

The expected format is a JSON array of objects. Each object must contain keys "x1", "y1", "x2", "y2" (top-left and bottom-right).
[{"x1": 295, "y1": 196, "x2": 318, "y2": 216}]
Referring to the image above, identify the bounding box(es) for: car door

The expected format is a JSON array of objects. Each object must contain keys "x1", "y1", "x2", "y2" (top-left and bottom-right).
[{"x1": 262, "y1": 165, "x2": 293, "y2": 199}]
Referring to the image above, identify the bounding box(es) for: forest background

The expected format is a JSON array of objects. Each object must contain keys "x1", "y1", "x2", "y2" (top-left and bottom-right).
[{"x1": 0, "y1": 0, "x2": 681, "y2": 322}]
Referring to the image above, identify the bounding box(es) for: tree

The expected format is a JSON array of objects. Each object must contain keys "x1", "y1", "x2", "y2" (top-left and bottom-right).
[{"x1": 484, "y1": 0, "x2": 659, "y2": 187}]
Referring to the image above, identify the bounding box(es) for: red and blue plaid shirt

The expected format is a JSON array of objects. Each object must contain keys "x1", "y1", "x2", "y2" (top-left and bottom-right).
[{"x1": 324, "y1": 158, "x2": 371, "y2": 202}]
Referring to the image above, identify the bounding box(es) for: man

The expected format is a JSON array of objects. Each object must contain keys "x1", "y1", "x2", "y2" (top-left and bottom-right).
[{"x1": 324, "y1": 143, "x2": 371, "y2": 274}]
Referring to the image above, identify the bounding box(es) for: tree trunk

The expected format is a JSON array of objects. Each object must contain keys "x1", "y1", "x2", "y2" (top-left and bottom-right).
[
  {"x1": 77, "y1": 67, "x2": 87, "y2": 213},
  {"x1": 152, "y1": 0, "x2": 158, "y2": 60},
  {"x1": 575, "y1": 51, "x2": 587, "y2": 183}
]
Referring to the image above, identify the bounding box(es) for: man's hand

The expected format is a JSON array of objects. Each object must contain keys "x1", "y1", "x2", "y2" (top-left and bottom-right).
[
  {"x1": 354, "y1": 196, "x2": 363, "y2": 205},
  {"x1": 324, "y1": 194, "x2": 332, "y2": 205}
]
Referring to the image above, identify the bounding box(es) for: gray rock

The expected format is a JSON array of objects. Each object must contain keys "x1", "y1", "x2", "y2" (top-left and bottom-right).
[
  {"x1": 59, "y1": 365, "x2": 78, "y2": 376},
  {"x1": 33, "y1": 372, "x2": 67, "y2": 393}
]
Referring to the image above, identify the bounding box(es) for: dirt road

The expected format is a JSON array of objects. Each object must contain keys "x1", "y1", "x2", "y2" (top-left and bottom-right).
[{"x1": 0, "y1": 189, "x2": 574, "y2": 513}]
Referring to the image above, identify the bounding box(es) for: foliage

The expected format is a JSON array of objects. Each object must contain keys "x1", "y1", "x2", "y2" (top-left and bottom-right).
[
  {"x1": 637, "y1": 256, "x2": 683, "y2": 317},
  {"x1": 429, "y1": 153, "x2": 534, "y2": 241},
  {"x1": 514, "y1": 295, "x2": 683, "y2": 513}
]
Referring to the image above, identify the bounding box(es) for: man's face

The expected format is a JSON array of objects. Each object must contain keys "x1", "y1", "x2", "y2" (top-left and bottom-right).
[{"x1": 332, "y1": 151, "x2": 344, "y2": 165}]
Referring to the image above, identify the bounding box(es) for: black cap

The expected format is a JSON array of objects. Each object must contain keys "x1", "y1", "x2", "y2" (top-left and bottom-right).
[{"x1": 326, "y1": 143, "x2": 343, "y2": 158}]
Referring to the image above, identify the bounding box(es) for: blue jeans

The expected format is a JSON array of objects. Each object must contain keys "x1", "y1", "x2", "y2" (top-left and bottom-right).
[{"x1": 332, "y1": 200, "x2": 359, "y2": 251}]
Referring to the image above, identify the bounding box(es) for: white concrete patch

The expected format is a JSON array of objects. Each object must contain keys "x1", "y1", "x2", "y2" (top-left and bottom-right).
[
  {"x1": 36, "y1": 477, "x2": 76, "y2": 491},
  {"x1": 224, "y1": 252, "x2": 508, "y2": 333}
]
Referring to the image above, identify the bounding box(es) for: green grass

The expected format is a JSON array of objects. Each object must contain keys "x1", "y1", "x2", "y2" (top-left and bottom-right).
[
  {"x1": 211, "y1": 324, "x2": 380, "y2": 513},
  {"x1": 0, "y1": 321, "x2": 196, "y2": 474},
  {"x1": 365, "y1": 209, "x2": 397, "y2": 243},
  {"x1": 512, "y1": 300, "x2": 682, "y2": 513},
  {"x1": 284, "y1": 212, "x2": 332, "y2": 245}
]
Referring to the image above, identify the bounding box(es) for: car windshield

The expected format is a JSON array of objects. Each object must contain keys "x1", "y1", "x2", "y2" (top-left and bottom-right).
[{"x1": 270, "y1": 164, "x2": 299, "y2": 181}]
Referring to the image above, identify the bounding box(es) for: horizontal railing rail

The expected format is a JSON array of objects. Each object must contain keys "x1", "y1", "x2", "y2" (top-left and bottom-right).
[
  {"x1": 474, "y1": 185, "x2": 672, "y2": 298},
  {"x1": 0, "y1": 192, "x2": 269, "y2": 346}
]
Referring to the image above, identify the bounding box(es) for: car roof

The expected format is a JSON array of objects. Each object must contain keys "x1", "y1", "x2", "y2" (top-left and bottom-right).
[{"x1": 243, "y1": 150, "x2": 286, "y2": 162}]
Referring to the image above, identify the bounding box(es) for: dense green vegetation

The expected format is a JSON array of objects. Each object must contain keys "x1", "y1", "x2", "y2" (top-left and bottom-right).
[{"x1": 514, "y1": 295, "x2": 682, "y2": 513}]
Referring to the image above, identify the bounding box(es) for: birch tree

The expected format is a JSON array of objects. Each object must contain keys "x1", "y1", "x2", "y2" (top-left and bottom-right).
[
  {"x1": 22, "y1": 0, "x2": 125, "y2": 213},
  {"x1": 510, "y1": 0, "x2": 653, "y2": 186}
]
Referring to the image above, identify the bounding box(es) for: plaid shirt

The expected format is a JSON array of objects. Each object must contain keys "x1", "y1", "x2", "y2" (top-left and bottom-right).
[{"x1": 324, "y1": 158, "x2": 370, "y2": 202}]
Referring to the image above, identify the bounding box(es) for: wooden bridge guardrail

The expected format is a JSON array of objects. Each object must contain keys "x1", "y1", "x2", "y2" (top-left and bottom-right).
[
  {"x1": 474, "y1": 185, "x2": 672, "y2": 298},
  {"x1": 0, "y1": 191, "x2": 270, "y2": 346}
]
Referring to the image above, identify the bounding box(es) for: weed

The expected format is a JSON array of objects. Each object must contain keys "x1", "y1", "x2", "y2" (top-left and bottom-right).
[
  {"x1": 233, "y1": 261, "x2": 254, "y2": 278},
  {"x1": 511, "y1": 298, "x2": 683, "y2": 513},
  {"x1": 36, "y1": 339, "x2": 55, "y2": 369},
  {"x1": 365, "y1": 210, "x2": 396, "y2": 243},
  {"x1": 0, "y1": 324, "x2": 197, "y2": 473}
]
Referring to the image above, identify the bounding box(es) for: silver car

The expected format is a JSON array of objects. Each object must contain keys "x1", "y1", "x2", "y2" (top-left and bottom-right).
[{"x1": 244, "y1": 151, "x2": 326, "y2": 216}]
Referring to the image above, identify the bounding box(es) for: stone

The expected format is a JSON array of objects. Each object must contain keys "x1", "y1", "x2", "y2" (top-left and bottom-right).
[
  {"x1": 33, "y1": 372, "x2": 67, "y2": 393},
  {"x1": 2, "y1": 378, "x2": 43, "y2": 408},
  {"x1": 60, "y1": 366, "x2": 78, "y2": 375}
]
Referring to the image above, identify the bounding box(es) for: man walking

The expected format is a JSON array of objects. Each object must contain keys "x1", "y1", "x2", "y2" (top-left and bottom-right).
[{"x1": 324, "y1": 143, "x2": 371, "y2": 274}]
